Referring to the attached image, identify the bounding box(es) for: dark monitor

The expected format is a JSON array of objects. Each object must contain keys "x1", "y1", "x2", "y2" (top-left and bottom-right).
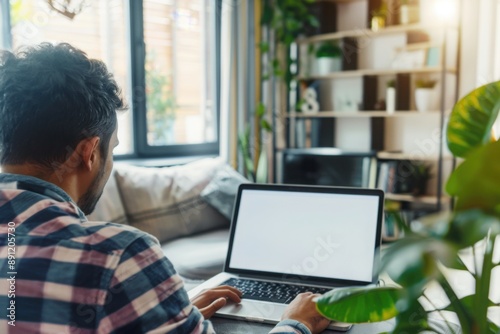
[{"x1": 282, "y1": 148, "x2": 376, "y2": 188}]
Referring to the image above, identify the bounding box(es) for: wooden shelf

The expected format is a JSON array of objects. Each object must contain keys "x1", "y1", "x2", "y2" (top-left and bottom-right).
[
  {"x1": 299, "y1": 67, "x2": 456, "y2": 81},
  {"x1": 385, "y1": 193, "x2": 448, "y2": 205},
  {"x1": 297, "y1": 23, "x2": 456, "y2": 44},
  {"x1": 376, "y1": 151, "x2": 451, "y2": 161},
  {"x1": 316, "y1": 0, "x2": 366, "y2": 3},
  {"x1": 316, "y1": 0, "x2": 365, "y2": 3},
  {"x1": 286, "y1": 111, "x2": 442, "y2": 118}
]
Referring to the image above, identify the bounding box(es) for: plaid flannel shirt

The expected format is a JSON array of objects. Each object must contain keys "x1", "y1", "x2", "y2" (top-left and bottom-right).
[{"x1": 0, "y1": 173, "x2": 310, "y2": 334}]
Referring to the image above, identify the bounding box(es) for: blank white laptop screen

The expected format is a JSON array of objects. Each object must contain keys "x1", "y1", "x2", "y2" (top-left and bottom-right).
[{"x1": 229, "y1": 189, "x2": 380, "y2": 283}]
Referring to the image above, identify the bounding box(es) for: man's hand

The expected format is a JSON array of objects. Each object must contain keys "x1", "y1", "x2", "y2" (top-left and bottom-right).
[
  {"x1": 190, "y1": 285, "x2": 242, "y2": 319},
  {"x1": 281, "y1": 292, "x2": 331, "y2": 334}
]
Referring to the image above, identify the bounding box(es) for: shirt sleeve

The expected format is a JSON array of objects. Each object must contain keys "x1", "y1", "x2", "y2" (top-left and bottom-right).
[
  {"x1": 97, "y1": 233, "x2": 215, "y2": 334},
  {"x1": 269, "y1": 320, "x2": 312, "y2": 334}
]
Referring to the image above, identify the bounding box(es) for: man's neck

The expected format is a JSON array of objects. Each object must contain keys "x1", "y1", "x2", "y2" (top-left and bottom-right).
[
  {"x1": 2, "y1": 163, "x2": 50, "y2": 180},
  {"x1": 1, "y1": 164, "x2": 80, "y2": 204}
]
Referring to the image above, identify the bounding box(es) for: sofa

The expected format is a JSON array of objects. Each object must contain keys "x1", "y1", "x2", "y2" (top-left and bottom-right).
[{"x1": 88, "y1": 157, "x2": 248, "y2": 285}]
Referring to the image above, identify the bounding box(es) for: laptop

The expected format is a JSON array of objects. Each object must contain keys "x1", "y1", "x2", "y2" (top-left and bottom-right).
[{"x1": 188, "y1": 184, "x2": 384, "y2": 331}]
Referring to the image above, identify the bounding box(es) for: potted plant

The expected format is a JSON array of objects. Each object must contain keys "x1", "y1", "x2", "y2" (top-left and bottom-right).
[
  {"x1": 411, "y1": 162, "x2": 432, "y2": 196},
  {"x1": 386, "y1": 79, "x2": 396, "y2": 114},
  {"x1": 315, "y1": 81, "x2": 500, "y2": 333},
  {"x1": 415, "y1": 79, "x2": 438, "y2": 112},
  {"x1": 314, "y1": 41, "x2": 342, "y2": 75}
]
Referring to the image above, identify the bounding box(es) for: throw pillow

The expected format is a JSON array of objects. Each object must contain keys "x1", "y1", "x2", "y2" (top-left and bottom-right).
[
  {"x1": 201, "y1": 164, "x2": 249, "y2": 219},
  {"x1": 114, "y1": 157, "x2": 229, "y2": 243}
]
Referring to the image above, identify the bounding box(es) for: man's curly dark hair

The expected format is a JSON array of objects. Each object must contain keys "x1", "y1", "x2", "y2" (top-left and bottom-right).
[{"x1": 0, "y1": 43, "x2": 125, "y2": 167}]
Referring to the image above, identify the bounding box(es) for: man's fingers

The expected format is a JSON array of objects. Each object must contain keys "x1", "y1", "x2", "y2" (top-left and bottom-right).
[
  {"x1": 201, "y1": 297, "x2": 227, "y2": 319},
  {"x1": 213, "y1": 285, "x2": 243, "y2": 296},
  {"x1": 206, "y1": 289, "x2": 242, "y2": 303}
]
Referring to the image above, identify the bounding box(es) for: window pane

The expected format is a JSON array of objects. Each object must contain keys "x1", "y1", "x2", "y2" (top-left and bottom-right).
[
  {"x1": 10, "y1": 0, "x2": 133, "y2": 155},
  {"x1": 144, "y1": 0, "x2": 217, "y2": 146}
]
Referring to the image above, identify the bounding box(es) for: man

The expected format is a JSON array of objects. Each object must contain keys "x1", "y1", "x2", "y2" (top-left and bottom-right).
[{"x1": 0, "y1": 43, "x2": 330, "y2": 333}]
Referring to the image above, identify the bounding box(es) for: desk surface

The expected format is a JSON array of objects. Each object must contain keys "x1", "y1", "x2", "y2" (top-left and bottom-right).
[
  {"x1": 210, "y1": 316, "x2": 462, "y2": 334},
  {"x1": 210, "y1": 317, "x2": 394, "y2": 334}
]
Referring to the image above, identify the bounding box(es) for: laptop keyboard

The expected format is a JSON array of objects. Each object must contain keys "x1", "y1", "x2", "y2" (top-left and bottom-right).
[{"x1": 221, "y1": 278, "x2": 331, "y2": 304}]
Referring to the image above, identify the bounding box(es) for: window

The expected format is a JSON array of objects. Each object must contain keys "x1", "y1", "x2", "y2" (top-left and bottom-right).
[
  {"x1": 131, "y1": 0, "x2": 219, "y2": 157},
  {"x1": 3, "y1": 0, "x2": 220, "y2": 158}
]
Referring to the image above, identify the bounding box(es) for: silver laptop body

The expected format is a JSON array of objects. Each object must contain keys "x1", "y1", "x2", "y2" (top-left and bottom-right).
[{"x1": 188, "y1": 184, "x2": 384, "y2": 331}]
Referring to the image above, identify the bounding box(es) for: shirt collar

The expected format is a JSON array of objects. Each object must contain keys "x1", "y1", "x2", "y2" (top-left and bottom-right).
[{"x1": 0, "y1": 173, "x2": 88, "y2": 223}]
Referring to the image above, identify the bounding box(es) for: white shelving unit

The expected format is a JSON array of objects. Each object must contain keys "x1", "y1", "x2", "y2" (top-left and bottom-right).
[{"x1": 276, "y1": 0, "x2": 460, "y2": 210}]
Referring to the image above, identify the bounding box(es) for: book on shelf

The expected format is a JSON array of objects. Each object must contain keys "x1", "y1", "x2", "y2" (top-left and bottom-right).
[{"x1": 377, "y1": 160, "x2": 418, "y2": 195}]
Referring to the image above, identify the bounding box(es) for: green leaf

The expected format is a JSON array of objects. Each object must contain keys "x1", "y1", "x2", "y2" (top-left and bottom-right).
[
  {"x1": 261, "y1": 1, "x2": 274, "y2": 26},
  {"x1": 255, "y1": 147, "x2": 268, "y2": 184},
  {"x1": 411, "y1": 211, "x2": 453, "y2": 239},
  {"x1": 237, "y1": 127, "x2": 255, "y2": 182},
  {"x1": 447, "y1": 81, "x2": 500, "y2": 158},
  {"x1": 316, "y1": 287, "x2": 401, "y2": 323},
  {"x1": 443, "y1": 294, "x2": 496, "y2": 312},
  {"x1": 446, "y1": 141, "x2": 500, "y2": 216},
  {"x1": 274, "y1": 69, "x2": 284, "y2": 77},
  {"x1": 307, "y1": 44, "x2": 315, "y2": 55},
  {"x1": 444, "y1": 210, "x2": 500, "y2": 248},
  {"x1": 284, "y1": 34, "x2": 295, "y2": 45},
  {"x1": 260, "y1": 118, "x2": 273, "y2": 132},
  {"x1": 382, "y1": 237, "x2": 454, "y2": 288},
  {"x1": 286, "y1": 18, "x2": 301, "y2": 32},
  {"x1": 385, "y1": 211, "x2": 412, "y2": 236},
  {"x1": 439, "y1": 277, "x2": 474, "y2": 333},
  {"x1": 308, "y1": 15, "x2": 320, "y2": 28},
  {"x1": 256, "y1": 103, "x2": 266, "y2": 118},
  {"x1": 392, "y1": 299, "x2": 430, "y2": 334},
  {"x1": 259, "y1": 42, "x2": 270, "y2": 53},
  {"x1": 475, "y1": 235, "x2": 496, "y2": 333},
  {"x1": 445, "y1": 255, "x2": 470, "y2": 272},
  {"x1": 488, "y1": 321, "x2": 500, "y2": 334}
]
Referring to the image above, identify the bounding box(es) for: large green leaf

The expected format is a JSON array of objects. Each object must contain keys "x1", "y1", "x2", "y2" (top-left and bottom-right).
[
  {"x1": 444, "y1": 210, "x2": 500, "y2": 248},
  {"x1": 488, "y1": 321, "x2": 500, "y2": 334},
  {"x1": 392, "y1": 299, "x2": 430, "y2": 334},
  {"x1": 439, "y1": 277, "x2": 473, "y2": 333},
  {"x1": 446, "y1": 141, "x2": 500, "y2": 216},
  {"x1": 381, "y1": 237, "x2": 456, "y2": 288},
  {"x1": 447, "y1": 81, "x2": 500, "y2": 158},
  {"x1": 316, "y1": 287, "x2": 401, "y2": 323}
]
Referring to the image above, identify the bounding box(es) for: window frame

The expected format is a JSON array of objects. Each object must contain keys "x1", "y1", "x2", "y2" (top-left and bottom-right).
[
  {"x1": 0, "y1": 0, "x2": 12, "y2": 50},
  {"x1": 126, "y1": 0, "x2": 221, "y2": 159},
  {"x1": 2, "y1": 0, "x2": 221, "y2": 160}
]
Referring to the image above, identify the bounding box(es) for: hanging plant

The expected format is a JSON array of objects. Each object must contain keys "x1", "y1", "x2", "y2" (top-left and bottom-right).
[{"x1": 46, "y1": 0, "x2": 87, "y2": 20}]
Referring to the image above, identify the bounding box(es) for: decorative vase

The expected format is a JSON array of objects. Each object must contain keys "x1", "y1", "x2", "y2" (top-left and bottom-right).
[
  {"x1": 415, "y1": 88, "x2": 437, "y2": 112},
  {"x1": 315, "y1": 57, "x2": 341, "y2": 75},
  {"x1": 386, "y1": 87, "x2": 396, "y2": 114}
]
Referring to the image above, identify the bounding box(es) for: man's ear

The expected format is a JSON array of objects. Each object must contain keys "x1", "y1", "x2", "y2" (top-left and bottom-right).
[{"x1": 74, "y1": 137, "x2": 101, "y2": 171}]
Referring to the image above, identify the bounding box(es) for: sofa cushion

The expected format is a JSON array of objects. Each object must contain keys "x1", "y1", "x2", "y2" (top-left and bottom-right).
[
  {"x1": 161, "y1": 228, "x2": 229, "y2": 279},
  {"x1": 201, "y1": 164, "x2": 249, "y2": 219},
  {"x1": 114, "y1": 157, "x2": 229, "y2": 243},
  {"x1": 88, "y1": 171, "x2": 128, "y2": 225}
]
